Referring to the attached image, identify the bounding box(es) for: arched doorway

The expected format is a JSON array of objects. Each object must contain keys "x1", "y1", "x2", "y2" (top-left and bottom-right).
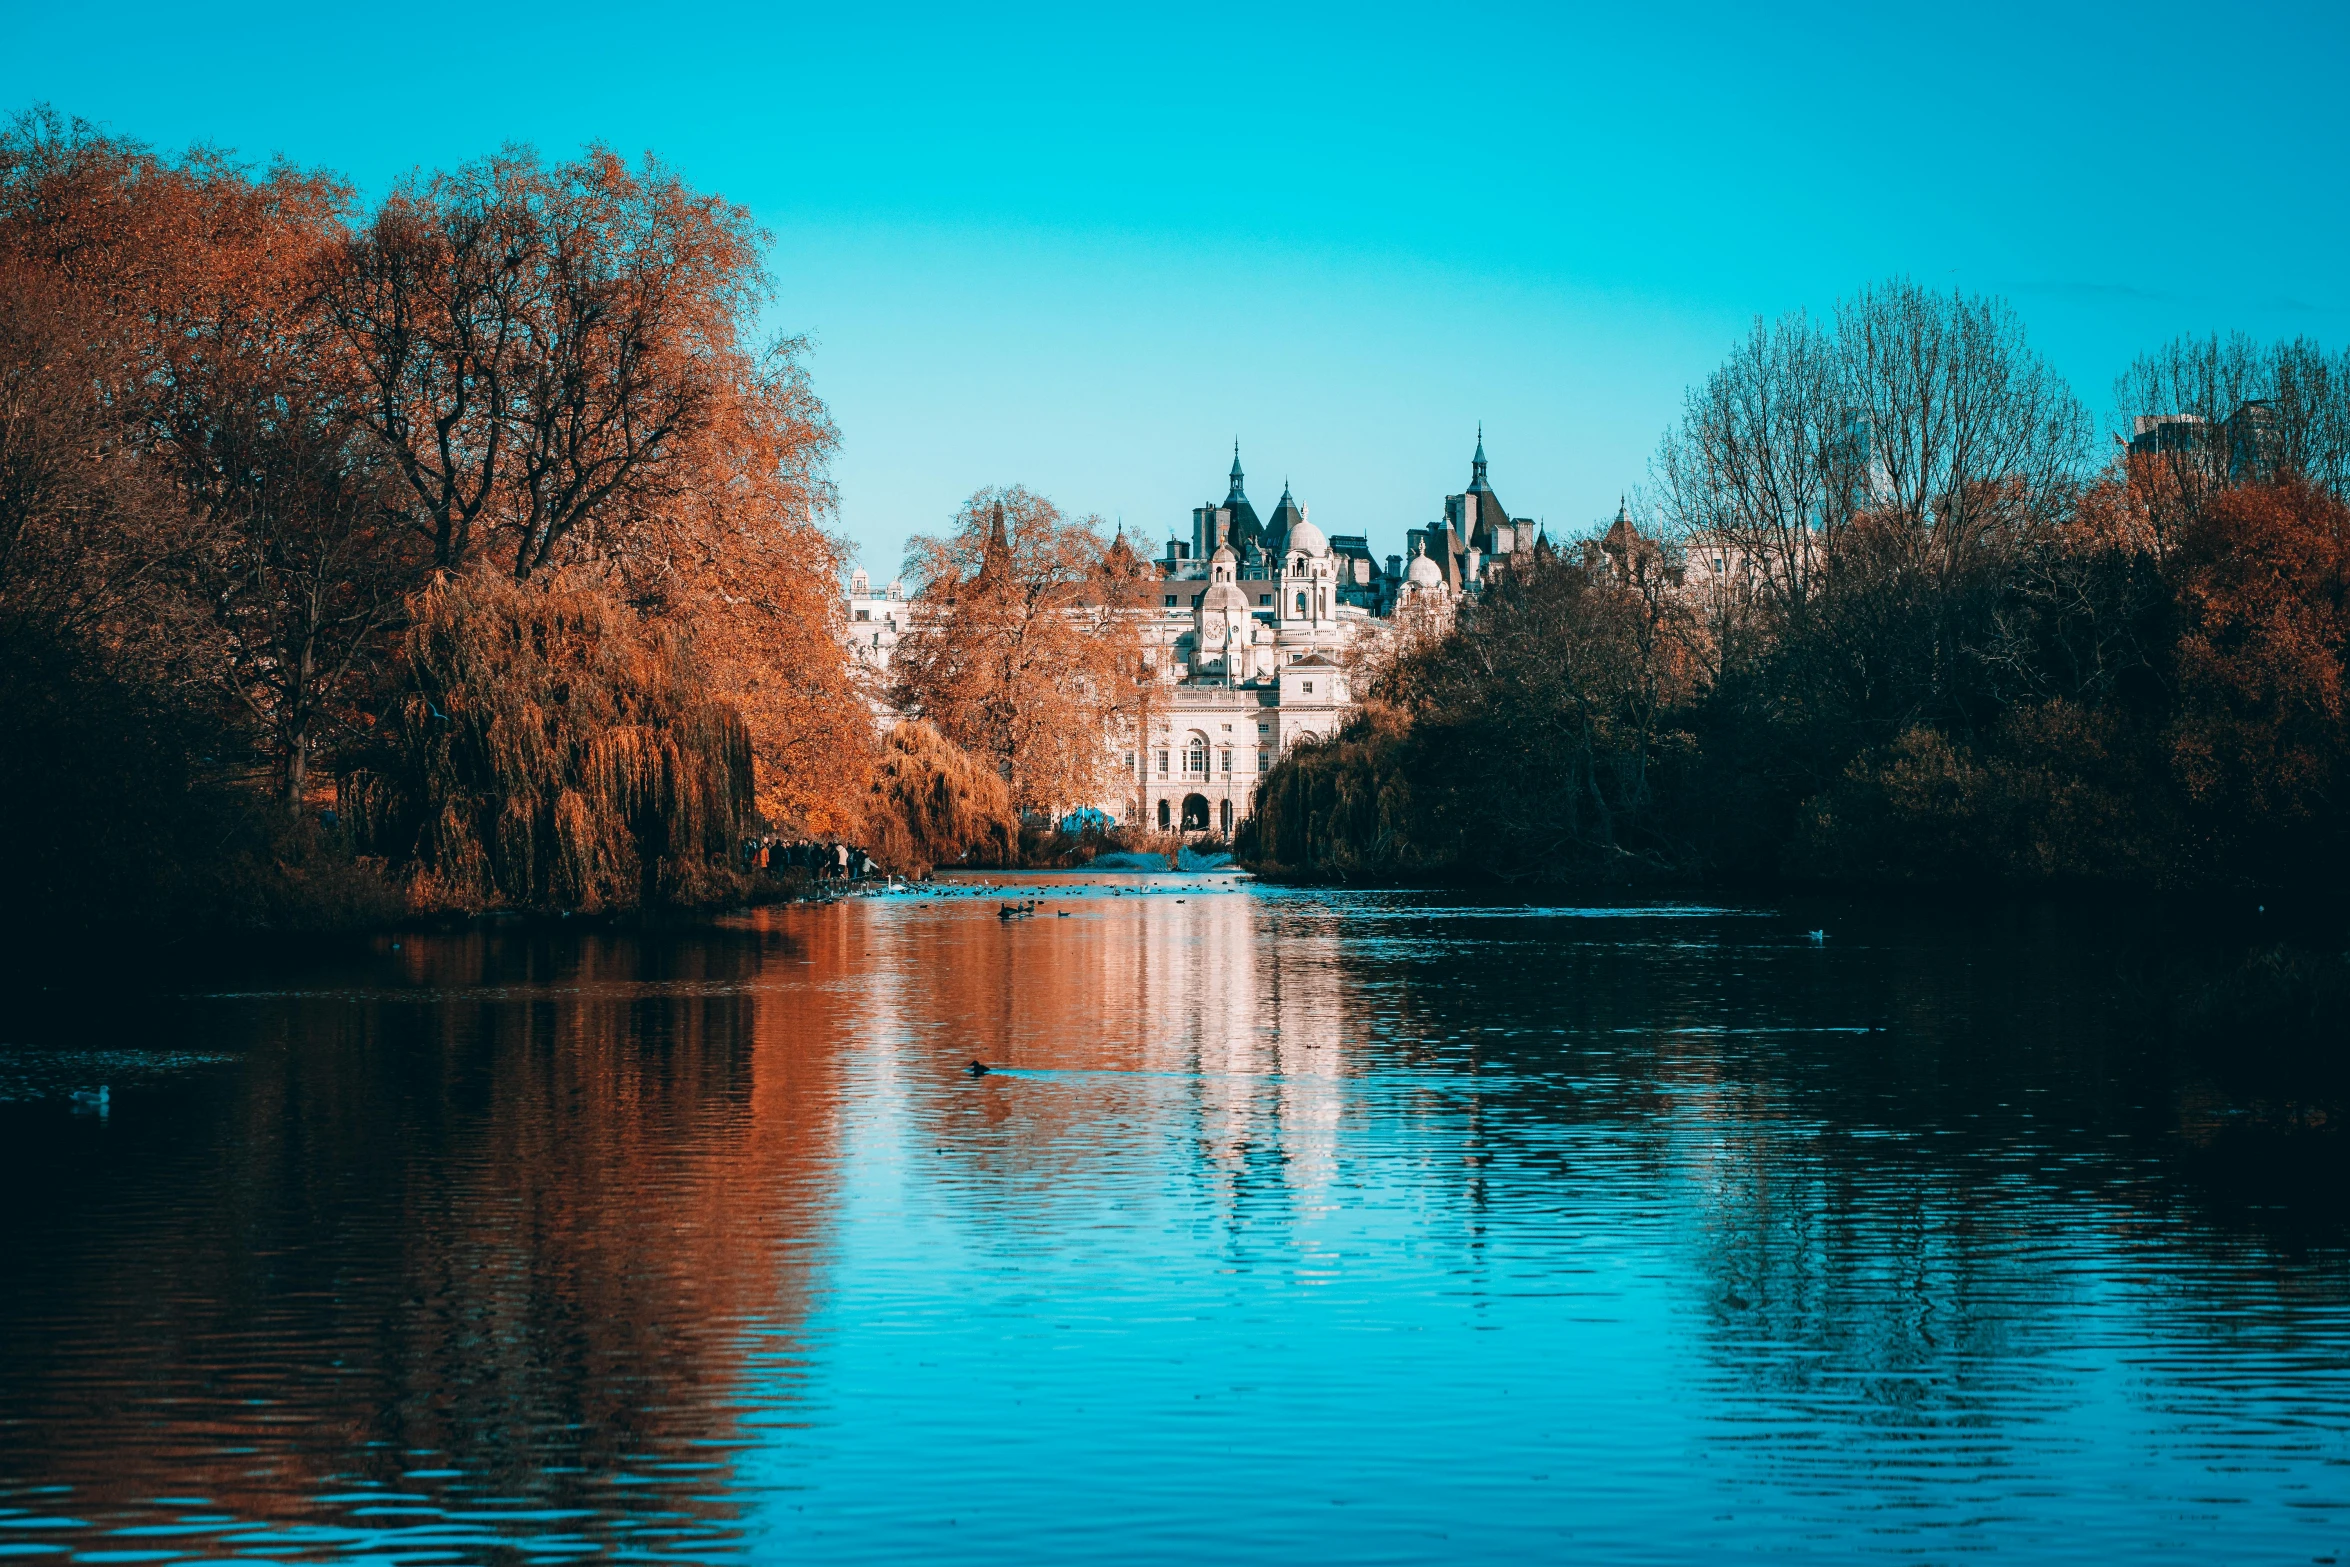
[
  {"x1": 1157, "y1": 798, "x2": 1171, "y2": 829},
  {"x1": 1180, "y1": 793, "x2": 1210, "y2": 831},
  {"x1": 1219, "y1": 798, "x2": 1234, "y2": 834}
]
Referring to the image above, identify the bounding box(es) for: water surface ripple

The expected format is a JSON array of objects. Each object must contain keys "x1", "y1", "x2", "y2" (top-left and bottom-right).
[{"x1": 2, "y1": 882, "x2": 2345, "y2": 1563}]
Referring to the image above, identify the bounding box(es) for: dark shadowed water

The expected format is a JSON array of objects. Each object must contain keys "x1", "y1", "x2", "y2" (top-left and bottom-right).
[{"x1": 2, "y1": 879, "x2": 2346, "y2": 1564}]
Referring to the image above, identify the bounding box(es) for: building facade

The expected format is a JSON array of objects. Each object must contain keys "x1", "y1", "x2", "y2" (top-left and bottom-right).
[{"x1": 849, "y1": 439, "x2": 1540, "y2": 835}]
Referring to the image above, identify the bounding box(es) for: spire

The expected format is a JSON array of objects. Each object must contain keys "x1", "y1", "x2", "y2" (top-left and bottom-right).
[
  {"x1": 978, "y1": 500, "x2": 1010, "y2": 580},
  {"x1": 1225, "y1": 442, "x2": 1249, "y2": 505},
  {"x1": 1603, "y1": 497, "x2": 1637, "y2": 557},
  {"x1": 1473, "y1": 423, "x2": 1488, "y2": 479},
  {"x1": 1263, "y1": 479, "x2": 1303, "y2": 555}
]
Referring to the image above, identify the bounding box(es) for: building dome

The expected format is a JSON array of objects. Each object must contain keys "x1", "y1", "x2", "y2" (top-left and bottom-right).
[
  {"x1": 1407, "y1": 546, "x2": 1443, "y2": 588},
  {"x1": 1210, "y1": 542, "x2": 1237, "y2": 567},
  {"x1": 1285, "y1": 518, "x2": 1329, "y2": 559},
  {"x1": 1201, "y1": 578, "x2": 1250, "y2": 612}
]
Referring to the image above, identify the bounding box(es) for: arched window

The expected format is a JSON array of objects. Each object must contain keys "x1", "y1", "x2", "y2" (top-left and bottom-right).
[
  {"x1": 1219, "y1": 798, "x2": 1234, "y2": 834},
  {"x1": 1157, "y1": 798, "x2": 1170, "y2": 829},
  {"x1": 1295, "y1": 591, "x2": 1307, "y2": 617},
  {"x1": 1187, "y1": 732, "x2": 1208, "y2": 775}
]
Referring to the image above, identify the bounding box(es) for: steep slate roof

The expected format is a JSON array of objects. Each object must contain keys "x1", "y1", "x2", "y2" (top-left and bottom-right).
[
  {"x1": 1262, "y1": 482, "x2": 1305, "y2": 557},
  {"x1": 1462, "y1": 427, "x2": 1512, "y2": 551}
]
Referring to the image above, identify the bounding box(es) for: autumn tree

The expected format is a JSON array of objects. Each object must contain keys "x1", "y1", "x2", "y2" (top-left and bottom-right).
[
  {"x1": 323, "y1": 146, "x2": 765, "y2": 580},
  {"x1": 858, "y1": 719, "x2": 1020, "y2": 877},
  {"x1": 0, "y1": 114, "x2": 207, "y2": 650},
  {"x1": 635, "y1": 341, "x2": 869, "y2": 833},
  {"x1": 321, "y1": 143, "x2": 863, "y2": 830},
  {"x1": 0, "y1": 253, "x2": 174, "y2": 644},
  {"x1": 120, "y1": 150, "x2": 422, "y2": 809},
  {"x1": 2166, "y1": 479, "x2": 2350, "y2": 880},
  {"x1": 2116, "y1": 334, "x2": 2350, "y2": 553},
  {"x1": 2, "y1": 109, "x2": 865, "y2": 915},
  {"x1": 890, "y1": 487, "x2": 1146, "y2": 818},
  {"x1": 0, "y1": 110, "x2": 427, "y2": 810},
  {"x1": 0, "y1": 171, "x2": 233, "y2": 926},
  {"x1": 341, "y1": 570, "x2": 755, "y2": 913}
]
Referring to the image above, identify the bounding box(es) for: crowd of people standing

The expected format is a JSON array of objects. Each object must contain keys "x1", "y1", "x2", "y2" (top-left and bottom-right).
[{"x1": 748, "y1": 838, "x2": 876, "y2": 883}]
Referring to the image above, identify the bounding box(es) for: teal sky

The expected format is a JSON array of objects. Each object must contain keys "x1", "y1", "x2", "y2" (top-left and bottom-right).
[{"x1": 9, "y1": 0, "x2": 2346, "y2": 575}]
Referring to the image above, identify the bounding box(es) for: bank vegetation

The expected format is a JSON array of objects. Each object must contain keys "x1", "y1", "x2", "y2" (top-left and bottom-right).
[
  {"x1": 1245, "y1": 283, "x2": 2350, "y2": 896},
  {"x1": 0, "y1": 107, "x2": 1058, "y2": 935}
]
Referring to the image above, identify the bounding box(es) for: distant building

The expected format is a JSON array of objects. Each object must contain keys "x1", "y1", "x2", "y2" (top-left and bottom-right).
[
  {"x1": 1404, "y1": 428, "x2": 1543, "y2": 597},
  {"x1": 847, "y1": 436, "x2": 1543, "y2": 835},
  {"x1": 844, "y1": 567, "x2": 909, "y2": 678},
  {"x1": 2128, "y1": 412, "x2": 2208, "y2": 456},
  {"x1": 2129, "y1": 399, "x2": 2282, "y2": 484}
]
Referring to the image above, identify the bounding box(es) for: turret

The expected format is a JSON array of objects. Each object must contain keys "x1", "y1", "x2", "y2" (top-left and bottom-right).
[
  {"x1": 1219, "y1": 441, "x2": 1265, "y2": 558},
  {"x1": 976, "y1": 501, "x2": 1011, "y2": 584}
]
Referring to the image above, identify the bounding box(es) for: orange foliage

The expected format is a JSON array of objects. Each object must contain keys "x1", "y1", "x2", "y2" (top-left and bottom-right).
[
  {"x1": 890, "y1": 487, "x2": 1147, "y2": 817},
  {"x1": 624, "y1": 344, "x2": 872, "y2": 833},
  {"x1": 2167, "y1": 480, "x2": 2350, "y2": 834},
  {"x1": 342, "y1": 569, "x2": 753, "y2": 914},
  {"x1": 2, "y1": 109, "x2": 871, "y2": 871},
  {"x1": 857, "y1": 719, "x2": 1019, "y2": 877},
  {"x1": 322, "y1": 143, "x2": 867, "y2": 830}
]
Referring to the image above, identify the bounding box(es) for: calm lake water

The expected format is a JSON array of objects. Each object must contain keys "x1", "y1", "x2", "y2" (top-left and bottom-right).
[{"x1": 2, "y1": 879, "x2": 2346, "y2": 1564}]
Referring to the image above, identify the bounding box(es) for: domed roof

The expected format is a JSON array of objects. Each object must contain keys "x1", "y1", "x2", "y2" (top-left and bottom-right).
[
  {"x1": 1200, "y1": 578, "x2": 1250, "y2": 612},
  {"x1": 1407, "y1": 547, "x2": 1443, "y2": 588},
  {"x1": 1210, "y1": 542, "x2": 1237, "y2": 565},
  {"x1": 1285, "y1": 517, "x2": 1329, "y2": 559}
]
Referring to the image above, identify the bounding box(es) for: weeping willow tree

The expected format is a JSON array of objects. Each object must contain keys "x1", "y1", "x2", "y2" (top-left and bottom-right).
[
  {"x1": 859, "y1": 719, "x2": 1019, "y2": 879},
  {"x1": 341, "y1": 570, "x2": 753, "y2": 913}
]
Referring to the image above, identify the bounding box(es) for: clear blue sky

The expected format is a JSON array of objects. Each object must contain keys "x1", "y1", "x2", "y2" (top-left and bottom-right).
[{"x1": 9, "y1": 0, "x2": 2346, "y2": 576}]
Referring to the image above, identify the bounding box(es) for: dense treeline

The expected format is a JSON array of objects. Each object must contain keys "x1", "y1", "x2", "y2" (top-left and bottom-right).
[
  {"x1": 0, "y1": 108, "x2": 869, "y2": 931},
  {"x1": 1246, "y1": 283, "x2": 2350, "y2": 893}
]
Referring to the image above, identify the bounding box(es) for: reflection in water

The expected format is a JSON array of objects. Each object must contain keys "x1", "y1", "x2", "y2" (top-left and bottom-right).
[
  {"x1": 1, "y1": 884, "x2": 2346, "y2": 1563},
  {"x1": 0, "y1": 921, "x2": 855, "y2": 1560}
]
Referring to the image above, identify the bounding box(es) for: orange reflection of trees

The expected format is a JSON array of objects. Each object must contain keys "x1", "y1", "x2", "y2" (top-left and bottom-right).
[{"x1": 0, "y1": 920, "x2": 853, "y2": 1557}]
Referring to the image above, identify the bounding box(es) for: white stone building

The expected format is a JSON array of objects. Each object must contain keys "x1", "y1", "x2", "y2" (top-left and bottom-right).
[
  {"x1": 847, "y1": 439, "x2": 1541, "y2": 835},
  {"x1": 844, "y1": 567, "x2": 909, "y2": 675}
]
